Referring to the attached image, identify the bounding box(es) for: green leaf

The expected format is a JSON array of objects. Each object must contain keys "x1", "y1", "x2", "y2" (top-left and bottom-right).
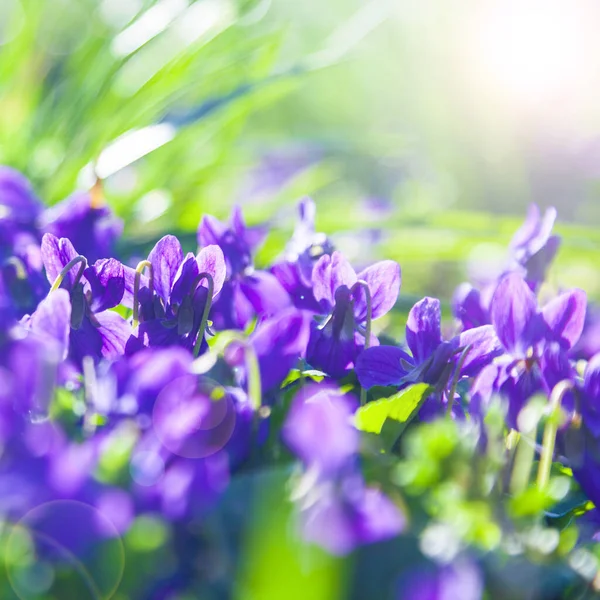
[{"x1": 354, "y1": 383, "x2": 432, "y2": 440}]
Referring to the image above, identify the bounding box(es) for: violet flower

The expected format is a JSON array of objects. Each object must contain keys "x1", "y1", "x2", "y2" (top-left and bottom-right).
[
  {"x1": 198, "y1": 206, "x2": 291, "y2": 329},
  {"x1": 282, "y1": 384, "x2": 404, "y2": 554},
  {"x1": 453, "y1": 204, "x2": 560, "y2": 331},
  {"x1": 124, "y1": 234, "x2": 225, "y2": 355},
  {"x1": 271, "y1": 198, "x2": 333, "y2": 312},
  {"x1": 356, "y1": 297, "x2": 502, "y2": 416},
  {"x1": 306, "y1": 251, "x2": 401, "y2": 378},
  {"x1": 471, "y1": 272, "x2": 586, "y2": 427},
  {"x1": 39, "y1": 233, "x2": 130, "y2": 366}
]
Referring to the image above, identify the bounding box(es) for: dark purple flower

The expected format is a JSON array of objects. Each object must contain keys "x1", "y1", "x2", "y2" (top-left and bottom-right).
[
  {"x1": 40, "y1": 190, "x2": 123, "y2": 263},
  {"x1": 39, "y1": 233, "x2": 130, "y2": 366},
  {"x1": 198, "y1": 205, "x2": 267, "y2": 278},
  {"x1": 472, "y1": 273, "x2": 586, "y2": 427},
  {"x1": 306, "y1": 251, "x2": 401, "y2": 378},
  {"x1": 124, "y1": 235, "x2": 225, "y2": 354},
  {"x1": 356, "y1": 297, "x2": 502, "y2": 417},
  {"x1": 198, "y1": 207, "x2": 292, "y2": 330}
]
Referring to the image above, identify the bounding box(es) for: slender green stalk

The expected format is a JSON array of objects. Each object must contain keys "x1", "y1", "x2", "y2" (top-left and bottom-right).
[
  {"x1": 4, "y1": 257, "x2": 27, "y2": 279},
  {"x1": 215, "y1": 332, "x2": 262, "y2": 412},
  {"x1": 192, "y1": 272, "x2": 215, "y2": 358},
  {"x1": 537, "y1": 380, "x2": 573, "y2": 489},
  {"x1": 446, "y1": 344, "x2": 472, "y2": 416},
  {"x1": 351, "y1": 279, "x2": 372, "y2": 406},
  {"x1": 50, "y1": 256, "x2": 87, "y2": 292},
  {"x1": 132, "y1": 260, "x2": 153, "y2": 329},
  {"x1": 509, "y1": 432, "x2": 536, "y2": 495}
]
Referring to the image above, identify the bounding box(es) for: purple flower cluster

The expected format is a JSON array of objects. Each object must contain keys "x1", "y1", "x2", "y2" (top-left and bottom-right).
[{"x1": 2, "y1": 166, "x2": 600, "y2": 598}]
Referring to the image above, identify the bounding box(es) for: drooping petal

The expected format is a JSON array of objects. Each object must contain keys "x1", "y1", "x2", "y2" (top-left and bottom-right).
[
  {"x1": 355, "y1": 345, "x2": 412, "y2": 389},
  {"x1": 542, "y1": 288, "x2": 587, "y2": 350},
  {"x1": 29, "y1": 289, "x2": 72, "y2": 360},
  {"x1": 94, "y1": 310, "x2": 130, "y2": 360},
  {"x1": 354, "y1": 260, "x2": 401, "y2": 321},
  {"x1": 490, "y1": 273, "x2": 541, "y2": 355},
  {"x1": 312, "y1": 252, "x2": 357, "y2": 308},
  {"x1": 196, "y1": 244, "x2": 226, "y2": 298},
  {"x1": 40, "y1": 234, "x2": 80, "y2": 288},
  {"x1": 86, "y1": 259, "x2": 125, "y2": 312},
  {"x1": 457, "y1": 325, "x2": 504, "y2": 377},
  {"x1": 406, "y1": 297, "x2": 442, "y2": 364},
  {"x1": 170, "y1": 253, "x2": 200, "y2": 308},
  {"x1": 148, "y1": 235, "x2": 183, "y2": 303}
]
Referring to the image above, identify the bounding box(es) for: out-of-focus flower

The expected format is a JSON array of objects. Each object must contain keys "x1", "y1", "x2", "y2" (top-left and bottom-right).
[
  {"x1": 272, "y1": 198, "x2": 334, "y2": 312},
  {"x1": 40, "y1": 190, "x2": 123, "y2": 263}
]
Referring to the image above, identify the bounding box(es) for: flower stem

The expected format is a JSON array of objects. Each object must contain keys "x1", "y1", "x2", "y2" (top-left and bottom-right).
[
  {"x1": 446, "y1": 344, "x2": 472, "y2": 416},
  {"x1": 192, "y1": 272, "x2": 215, "y2": 358},
  {"x1": 4, "y1": 257, "x2": 27, "y2": 279},
  {"x1": 132, "y1": 260, "x2": 153, "y2": 329},
  {"x1": 351, "y1": 279, "x2": 372, "y2": 406},
  {"x1": 50, "y1": 256, "x2": 87, "y2": 292},
  {"x1": 537, "y1": 380, "x2": 572, "y2": 489},
  {"x1": 213, "y1": 332, "x2": 262, "y2": 416}
]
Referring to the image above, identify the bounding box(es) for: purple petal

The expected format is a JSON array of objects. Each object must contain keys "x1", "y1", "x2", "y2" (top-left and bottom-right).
[
  {"x1": 457, "y1": 325, "x2": 504, "y2": 377},
  {"x1": 510, "y1": 204, "x2": 542, "y2": 251},
  {"x1": 170, "y1": 253, "x2": 200, "y2": 307},
  {"x1": 148, "y1": 235, "x2": 183, "y2": 303},
  {"x1": 312, "y1": 252, "x2": 357, "y2": 308},
  {"x1": 238, "y1": 271, "x2": 292, "y2": 320},
  {"x1": 406, "y1": 297, "x2": 442, "y2": 364},
  {"x1": 86, "y1": 259, "x2": 125, "y2": 312},
  {"x1": 231, "y1": 205, "x2": 268, "y2": 252},
  {"x1": 452, "y1": 283, "x2": 490, "y2": 330},
  {"x1": 0, "y1": 166, "x2": 42, "y2": 225},
  {"x1": 40, "y1": 233, "x2": 80, "y2": 287},
  {"x1": 282, "y1": 384, "x2": 359, "y2": 473},
  {"x1": 542, "y1": 289, "x2": 587, "y2": 350},
  {"x1": 490, "y1": 273, "x2": 540, "y2": 355},
  {"x1": 95, "y1": 310, "x2": 130, "y2": 360},
  {"x1": 354, "y1": 260, "x2": 401, "y2": 321},
  {"x1": 355, "y1": 345, "x2": 412, "y2": 389},
  {"x1": 29, "y1": 290, "x2": 72, "y2": 360},
  {"x1": 196, "y1": 245, "x2": 226, "y2": 298},
  {"x1": 198, "y1": 214, "x2": 227, "y2": 247},
  {"x1": 251, "y1": 309, "x2": 312, "y2": 393}
]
